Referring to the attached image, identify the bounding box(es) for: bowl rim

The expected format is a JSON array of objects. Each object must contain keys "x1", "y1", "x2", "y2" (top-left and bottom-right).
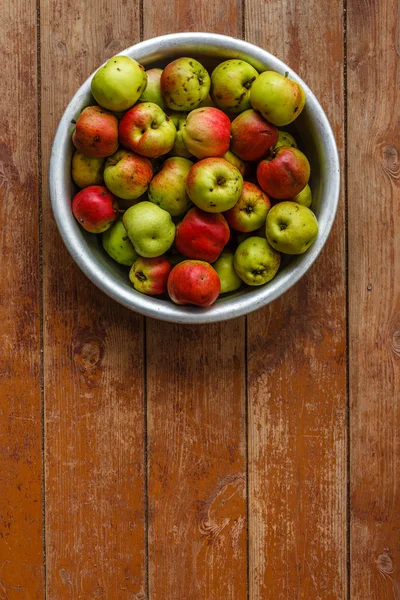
[{"x1": 49, "y1": 32, "x2": 340, "y2": 324}]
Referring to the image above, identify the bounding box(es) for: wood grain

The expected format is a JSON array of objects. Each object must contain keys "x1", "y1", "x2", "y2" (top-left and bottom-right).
[
  {"x1": 143, "y1": 5, "x2": 247, "y2": 599},
  {"x1": 245, "y1": 1, "x2": 347, "y2": 598},
  {"x1": 40, "y1": 1, "x2": 146, "y2": 597},
  {"x1": 0, "y1": 1, "x2": 44, "y2": 597},
  {"x1": 348, "y1": 0, "x2": 400, "y2": 597}
]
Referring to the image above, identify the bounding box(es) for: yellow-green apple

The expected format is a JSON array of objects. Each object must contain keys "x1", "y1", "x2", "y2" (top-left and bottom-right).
[
  {"x1": 71, "y1": 150, "x2": 105, "y2": 188},
  {"x1": 181, "y1": 107, "x2": 231, "y2": 159},
  {"x1": 213, "y1": 251, "x2": 242, "y2": 293},
  {"x1": 224, "y1": 181, "x2": 271, "y2": 232},
  {"x1": 104, "y1": 149, "x2": 153, "y2": 200},
  {"x1": 186, "y1": 157, "x2": 243, "y2": 213},
  {"x1": 138, "y1": 68, "x2": 166, "y2": 110},
  {"x1": 160, "y1": 57, "x2": 210, "y2": 111},
  {"x1": 72, "y1": 185, "x2": 118, "y2": 233},
  {"x1": 175, "y1": 207, "x2": 230, "y2": 262},
  {"x1": 275, "y1": 130, "x2": 298, "y2": 149},
  {"x1": 129, "y1": 256, "x2": 172, "y2": 295},
  {"x1": 266, "y1": 201, "x2": 318, "y2": 254},
  {"x1": 222, "y1": 150, "x2": 246, "y2": 176},
  {"x1": 230, "y1": 109, "x2": 278, "y2": 161},
  {"x1": 122, "y1": 201, "x2": 175, "y2": 257},
  {"x1": 102, "y1": 219, "x2": 138, "y2": 266},
  {"x1": 148, "y1": 157, "x2": 193, "y2": 216},
  {"x1": 234, "y1": 237, "x2": 280, "y2": 285},
  {"x1": 167, "y1": 260, "x2": 220, "y2": 306},
  {"x1": 119, "y1": 102, "x2": 176, "y2": 158},
  {"x1": 257, "y1": 147, "x2": 310, "y2": 199},
  {"x1": 167, "y1": 112, "x2": 191, "y2": 158},
  {"x1": 72, "y1": 106, "x2": 118, "y2": 158},
  {"x1": 250, "y1": 71, "x2": 306, "y2": 126},
  {"x1": 91, "y1": 55, "x2": 147, "y2": 112},
  {"x1": 211, "y1": 59, "x2": 259, "y2": 113},
  {"x1": 289, "y1": 183, "x2": 312, "y2": 207}
]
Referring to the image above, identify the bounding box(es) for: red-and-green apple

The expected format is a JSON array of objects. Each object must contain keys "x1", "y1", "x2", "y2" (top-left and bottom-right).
[
  {"x1": 250, "y1": 71, "x2": 306, "y2": 126},
  {"x1": 129, "y1": 256, "x2": 172, "y2": 295},
  {"x1": 71, "y1": 150, "x2": 105, "y2": 188},
  {"x1": 175, "y1": 207, "x2": 230, "y2": 262},
  {"x1": 72, "y1": 185, "x2": 118, "y2": 233},
  {"x1": 186, "y1": 157, "x2": 243, "y2": 213},
  {"x1": 168, "y1": 112, "x2": 192, "y2": 158},
  {"x1": 148, "y1": 157, "x2": 193, "y2": 216},
  {"x1": 224, "y1": 181, "x2": 271, "y2": 232},
  {"x1": 167, "y1": 260, "x2": 220, "y2": 306},
  {"x1": 72, "y1": 106, "x2": 118, "y2": 158},
  {"x1": 104, "y1": 149, "x2": 153, "y2": 200},
  {"x1": 230, "y1": 109, "x2": 278, "y2": 161},
  {"x1": 210, "y1": 59, "x2": 259, "y2": 113},
  {"x1": 119, "y1": 102, "x2": 176, "y2": 158},
  {"x1": 181, "y1": 107, "x2": 231, "y2": 158},
  {"x1": 161, "y1": 57, "x2": 211, "y2": 111},
  {"x1": 257, "y1": 147, "x2": 310, "y2": 199},
  {"x1": 138, "y1": 68, "x2": 166, "y2": 110}
]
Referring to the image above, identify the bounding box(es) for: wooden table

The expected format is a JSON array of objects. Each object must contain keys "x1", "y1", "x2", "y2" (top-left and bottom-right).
[{"x1": 1, "y1": 0, "x2": 399, "y2": 597}]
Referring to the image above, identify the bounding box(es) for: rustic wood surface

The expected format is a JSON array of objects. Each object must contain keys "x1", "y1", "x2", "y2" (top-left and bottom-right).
[{"x1": 0, "y1": 0, "x2": 399, "y2": 599}]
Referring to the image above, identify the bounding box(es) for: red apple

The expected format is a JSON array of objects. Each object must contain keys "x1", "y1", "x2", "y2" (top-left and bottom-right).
[
  {"x1": 257, "y1": 147, "x2": 310, "y2": 199},
  {"x1": 230, "y1": 109, "x2": 278, "y2": 161},
  {"x1": 119, "y1": 102, "x2": 176, "y2": 158},
  {"x1": 181, "y1": 107, "x2": 231, "y2": 159},
  {"x1": 72, "y1": 106, "x2": 118, "y2": 158},
  {"x1": 167, "y1": 260, "x2": 221, "y2": 306},
  {"x1": 224, "y1": 182, "x2": 271, "y2": 232},
  {"x1": 129, "y1": 256, "x2": 172, "y2": 295},
  {"x1": 72, "y1": 185, "x2": 119, "y2": 233},
  {"x1": 175, "y1": 207, "x2": 230, "y2": 263}
]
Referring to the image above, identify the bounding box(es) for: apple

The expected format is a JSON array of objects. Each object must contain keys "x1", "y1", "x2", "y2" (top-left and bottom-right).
[
  {"x1": 122, "y1": 201, "x2": 175, "y2": 257},
  {"x1": 161, "y1": 57, "x2": 211, "y2": 111},
  {"x1": 257, "y1": 147, "x2": 310, "y2": 199},
  {"x1": 91, "y1": 55, "x2": 147, "y2": 112},
  {"x1": 103, "y1": 149, "x2": 153, "y2": 200},
  {"x1": 222, "y1": 150, "x2": 246, "y2": 176},
  {"x1": 129, "y1": 256, "x2": 172, "y2": 295},
  {"x1": 186, "y1": 157, "x2": 243, "y2": 213},
  {"x1": 72, "y1": 106, "x2": 118, "y2": 158},
  {"x1": 102, "y1": 219, "x2": 138, "y2": 266},
  {"x1": 250, "y1": 71, "x2": 306, "y2": 126},
  {"x1": 234, "y1": 237, "x2": 281, "y2": 285},
  {"x1": 230, "y1": 109, "x2": 278, "y2": 161},
  {"x1": 210, "y1": 59, "x2": 259, "y2": 113},
  {"x1": 213, "y1": 251, "x2": 242, "y2": 293},
  {"x1": 275, "y1": 130, "x2": 298, "y2": 150},
  {"x1": 138, "y1": 68, "x2": 166, "y2": 110},
  {"x1": 168, "y1": 112, "x2": 192, "y2": 158},
  {"x1": 181, "y1": 107, "x2": 231, "y2": 159},
  {"x1": 175, "y1": 207, "x2": 230, "y2": 263},
  {"x1": 72, "y1": 185, "x2": 118, "y2": 233},
  {"x1": 148, "y1": 157, "x2": 193, "y2": 216},
  {"x1": 290, "y1": 183, "x2": 312, "y2": 207},
  {"x1": 119, "y1": 102, "x2": 176, "y2": 158},
  {"x1": 266, "y1": 201, "x2": 318, "y2": 254},
  {"x1": 167, "y1": 260, "x2": 220, "y2": 306},
  {"x1": 197, "y1": 94, "x2": 216, "y2": 108},
  {"x1": 71, "y1": 150, "x2": 105, "y2": 188},
  {"x1": 224, "y1": 182, "x2": 271, "y2": 232}
]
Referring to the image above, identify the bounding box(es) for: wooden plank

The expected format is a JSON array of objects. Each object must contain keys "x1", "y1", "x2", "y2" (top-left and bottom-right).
[
  {"x1": 348, "y1": 0, "x2": 400, "y2": 597},
  {"x1": 245, "y1": 2, "x2": 347, "y2": 598},
  {"x1": 40, "y1": 2, "x2": 146, "y2": 597},
  {"x1": 0, "y1": 2, "x2": 44, "y2": 598},
  {"x1": 143, "y1": 4, "x2": 247, "y2": 599}
]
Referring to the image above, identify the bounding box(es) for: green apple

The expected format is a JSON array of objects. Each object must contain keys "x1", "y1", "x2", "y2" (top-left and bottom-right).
[
  {"x1": 275, "y1": 130, "x2": 298, "y2": 150},
  {"x1": 211, "y1": 59, "x2": 259, "y2": 113},
  {"x1": 104, "y1": 149, "x2": 153, "y2": 200},
  {"x1": 186, "y1": 157, "x2": 243, "y2": 213},
  {"x1": 102, "y1": 219, "x2": 138, "y2": 266},
  {"x1": 224, "y1": 181, "x2": 271, "y2": 232},
  {"x1": 122, "y1": 201, "x2": 175, "y2": 257},
  {"x1": 91, "y1": 55, "x2": 147, "y2": 112},
  {"x1": 266, "y1": 201, "x2": 318, "y2": 254},
  {"x1": 250, "y1": 71, "x2": 306, "y2": 127},
  {"x1": 148, "y1": 157, "x2": 193, "y2": 216},
  {"x1": 291, "y1": 184, "x2": 312, "y2": 207},
  {"x1": 222, "y1": 150, "x2": 246, "y2": 176},
  {"x1": 161, "y1": 57, "x2": 211, "y2": 111},
  {"x1": 138, "y1": 68, "x2": 166, "y2": 110},
  {"x1": 234, "y1": 237, "x2": 281, "y2": 286},
  {"x1": 213, "y1": 251, "x2": 242, "y2": 293},
  {"x1": 71, "y1": 150, "x2": 105, "y2": 188},
  {"x1": 168, "y1": 112, "x2": 192, "y2": 158}
]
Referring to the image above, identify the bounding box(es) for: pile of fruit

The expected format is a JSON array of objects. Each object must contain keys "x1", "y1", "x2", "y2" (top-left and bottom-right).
[{"x1": 71, "y1": 54, "x2": 318, "y2": 307}]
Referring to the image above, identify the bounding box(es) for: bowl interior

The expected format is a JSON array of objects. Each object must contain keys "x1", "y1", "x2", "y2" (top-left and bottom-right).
[{"x1": 50, "y1": 33, "x2": 339, "y2": 323}]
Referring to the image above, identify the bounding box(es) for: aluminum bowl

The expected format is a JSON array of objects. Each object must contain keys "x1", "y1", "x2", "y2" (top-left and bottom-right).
[{"x1": 49, "y1": 32, "x2": 340, "y2": 324}]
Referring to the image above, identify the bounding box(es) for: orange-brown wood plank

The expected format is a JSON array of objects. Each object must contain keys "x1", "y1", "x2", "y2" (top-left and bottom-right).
[
  {"x1": 245, "y1": 2, "x2": 347, "y2": 598},
  {"x1": 0, "y1": 2, "x2": 44, "y2": 597},
  {"x1": 348, "y1": 0, "x2": 400, "y2": 596},
  {"x1": 40, "y1": 2, "x2": 146, "y2": 596},
  {"x1": 143, "y1": 5, "x2": 247, "y2": 599}
]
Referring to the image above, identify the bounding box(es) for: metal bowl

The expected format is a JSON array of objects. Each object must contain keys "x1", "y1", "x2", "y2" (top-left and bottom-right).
[{"x1": 49, "y1": 32, "x2": 340, "y2": 324}]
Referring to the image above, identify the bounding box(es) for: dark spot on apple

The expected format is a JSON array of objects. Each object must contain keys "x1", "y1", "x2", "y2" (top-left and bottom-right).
[
  {"x1": 166, "y1": 115, "x2": 170, "y2": 121},
  {"x1": 135, "y1": 271, "x2": 146, "y2": 282},
  {"x1": 71, "y1": 119, "x2": 77, "y2": 124},
  {"x1": 294, "y1": 106, "x2": 299, "y2": 113},
  {"x1": 279, "y1": 221, "x2": 287, "y2": 230},
  {"x1": 114, "y1": 60, "x2": 117, "y2": 63},
  {"x1": 101, "y1": 192, "x2": 107, "y2": 196},
  {"x1": 137, "y1": 86, "x2": 141, "y2": 91},
  {"x1": 117, "y1": 68, "x2": 121, "y2": 71},
  {"x1": 80, "y1": 218, "x2": 84, "y2": 223},
  {"x1": 216, "y1": 177, "x2": 226, "y2": 186},
  {"x1": 94, "y1": 136, "x2": 101, "y2": 142},
  {"x1": 141, "y1": 129, "x2": 146, "y2": 134},
  {"x1": 151, "y1": 121, "x2": 158, "y2": 129},
  {"x1": 122, "y1": 236, "x2": 128, "y2": 241}
]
